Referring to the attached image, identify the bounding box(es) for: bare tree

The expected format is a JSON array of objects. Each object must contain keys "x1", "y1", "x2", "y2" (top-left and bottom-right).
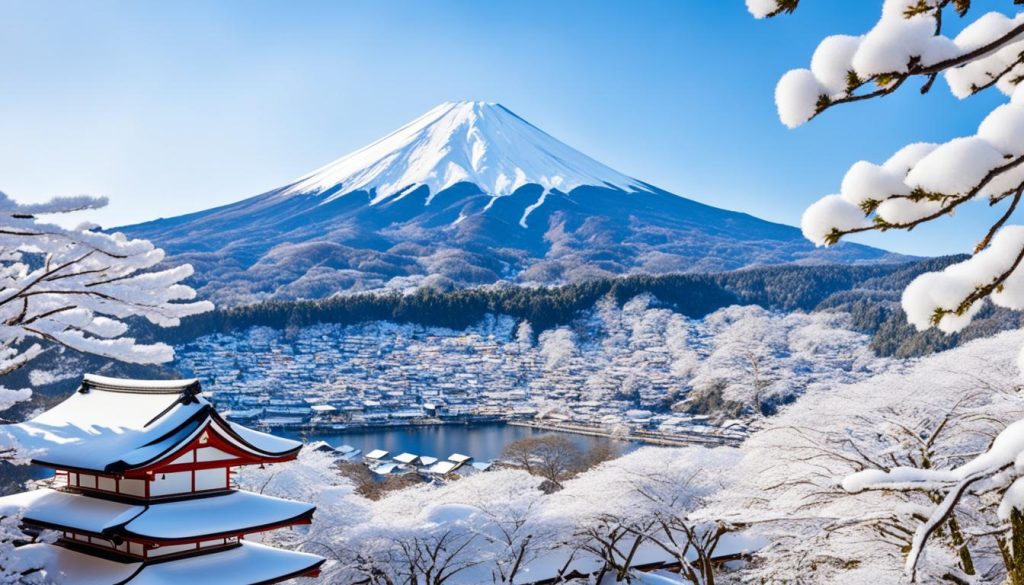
[
  {"x1": 576, "y1": 513, "x2": 657, "y2": 584},
  {"x1": 361, "y1": 528, "x2": 483, "y2": 585},
  {"x1": 628, "y1": 469, "x2": 736, "y2": 585},
  {"x1": 501, "y1": 435, "x2": 586, "y2": 490}
]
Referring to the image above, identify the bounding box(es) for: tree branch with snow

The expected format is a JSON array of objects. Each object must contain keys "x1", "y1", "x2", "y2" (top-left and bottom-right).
[
  {"x1": 754, "y1": 1, "x2": 1024, "y2": 336},
  {"x1": 0, "y1": 192, "x2": 212, "y2": 421},
  {"x1": 751, "y1": 1, "x2": 1024, "y2": 581}
]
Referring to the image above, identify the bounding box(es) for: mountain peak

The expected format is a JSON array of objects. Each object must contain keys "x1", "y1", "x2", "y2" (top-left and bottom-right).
[
  {"x1": 119, "y1": 102, "x2": 901, "y2": 305},
  {"x1": 280, "y1": 101, "x2": 650, "y2": 205}
]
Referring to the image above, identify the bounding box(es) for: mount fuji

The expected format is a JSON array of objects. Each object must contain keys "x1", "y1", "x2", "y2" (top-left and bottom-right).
[{"x1": 120, "y1": 101, "x2": 903, "y2": 305}]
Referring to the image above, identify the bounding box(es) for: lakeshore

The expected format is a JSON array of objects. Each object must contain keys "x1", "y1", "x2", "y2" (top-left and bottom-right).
[
  {"x1": 281, "y1": 421, "x2": 645, "y2": 463},
  {"x1": 269, "y1": 415, "x2": 744, "y2": 458}
]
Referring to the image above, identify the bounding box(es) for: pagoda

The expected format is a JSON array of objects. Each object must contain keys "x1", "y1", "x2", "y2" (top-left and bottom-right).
[{"x1": 0, "y1": 374, "x2": 325, "y2": 584}]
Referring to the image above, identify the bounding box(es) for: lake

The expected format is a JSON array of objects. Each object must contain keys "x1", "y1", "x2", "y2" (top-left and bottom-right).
[
  {"x1": 284, "y1": 423, "x2": 644, "y2": 462},
  {"x1": 16, "y1": 424, "x2": 645, "y2": 489}
]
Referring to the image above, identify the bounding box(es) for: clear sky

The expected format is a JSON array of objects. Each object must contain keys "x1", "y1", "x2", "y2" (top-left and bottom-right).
[{"x1": 0, "y1": 1, "x2": 1015, "y2": 256}]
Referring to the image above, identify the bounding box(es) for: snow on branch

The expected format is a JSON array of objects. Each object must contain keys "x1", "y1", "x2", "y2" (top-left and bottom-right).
[
  {"x1": 841, "y1": 416, "x2": 1024, "y2": 579},
  {"x1": 769, "y1": 4, "x2": 1024, "y2": 335},
  {"x1": 0, "y1": 193, "x2": 108, "y2": 216},
  {"x1": 756, "y1": 1, "x2": 1024, "y2": 127},
  {"x1": 746, "y1": 0, "x2": 799, "y2": 20},
  {"x1": 747, "y1": 3, "x2": 1024, "y2": 580},
  {"x1": 800, "y1": 104, "x2": 1024, "y2": 252},
  {"x1": 0, "y1": 192, "x2": 213, "y2": 416}
]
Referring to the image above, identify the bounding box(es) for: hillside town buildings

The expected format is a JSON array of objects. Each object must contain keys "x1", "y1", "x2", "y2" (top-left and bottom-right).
[{"x1": 174, "y1": 320, "x2": 734, "y2": 442}]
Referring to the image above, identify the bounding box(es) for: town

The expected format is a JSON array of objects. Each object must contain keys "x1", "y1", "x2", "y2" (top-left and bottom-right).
[{"x1": 173, "y1": 315, "x2": 745, "y2": 445}]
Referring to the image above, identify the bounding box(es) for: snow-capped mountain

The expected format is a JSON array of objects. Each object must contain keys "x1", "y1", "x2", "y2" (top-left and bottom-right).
[
  {"x1": 119, "y1": 101, "x2": 903, "y2": 305},
  {"x1": 282, "y1": 102, "x2": 649, "y2": 208}
]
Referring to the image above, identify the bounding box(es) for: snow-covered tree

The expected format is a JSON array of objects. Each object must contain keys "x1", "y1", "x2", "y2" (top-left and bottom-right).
[
  {"x1": 605, "y1": 447, "x2": 742, "y2": 585},
  {"x1": 0, "y1": 192, "x2": 213, "y2": 582},
  {"x1": 515, "y1": 320, "x2": 534, "y2": 351},
  {"x1": 750, "y1": 2, "x2": 1024, "y2": 580},
  {"x1": 544, "y1": 447, "x2": 744, "y2": 585},
  {"x1": 538, "y1": 327, "x2": 578, "y2": 370},
  {"x1": 0, "y1": 193, "x2": 212, "y2": 420},
  {"x1": 688, "y1": 307, "x2": 790, "y2": 415},
  {"x1": 683, "y1": 306, "x2": 883, "y2": 417},
  {"x1": 426, "y1": 470, "x2": 554, "y2": 585},
  {"x1": 710, "y1": 333, "x2": 1024, "y2": 583}
]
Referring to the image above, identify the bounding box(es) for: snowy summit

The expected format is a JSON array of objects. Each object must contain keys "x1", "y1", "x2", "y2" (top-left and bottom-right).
[{"x1": 280, "y1": 101, "x2": 651, "y2": 205}]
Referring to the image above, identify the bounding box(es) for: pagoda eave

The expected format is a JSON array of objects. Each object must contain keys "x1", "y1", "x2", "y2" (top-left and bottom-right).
[
  {"x1": 21, "y1": 509, "x2": 315, "y2": 547},
  {"x1": 20, "y1": 541, "x2": 326, "y2": 585}
]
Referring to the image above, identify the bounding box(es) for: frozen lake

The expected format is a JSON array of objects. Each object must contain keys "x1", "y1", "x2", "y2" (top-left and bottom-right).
[{"x1": 285, "y1": 423, "x2": 643, "y2": 462}]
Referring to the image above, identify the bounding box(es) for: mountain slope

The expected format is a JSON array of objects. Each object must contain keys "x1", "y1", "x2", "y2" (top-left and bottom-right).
[{"x1": 120, "y1": 101, "x2": 904, "y2": 305}]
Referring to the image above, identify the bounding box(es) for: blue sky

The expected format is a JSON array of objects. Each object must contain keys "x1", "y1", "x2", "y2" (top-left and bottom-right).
[{"x1": 0, "y1": 1, "x2": 1014, "y2": 256}]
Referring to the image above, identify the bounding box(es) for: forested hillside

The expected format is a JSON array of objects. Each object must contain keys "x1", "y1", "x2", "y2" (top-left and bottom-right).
[{"x1": 141, "y1": 256, "x2": 1015, "y2": 359}]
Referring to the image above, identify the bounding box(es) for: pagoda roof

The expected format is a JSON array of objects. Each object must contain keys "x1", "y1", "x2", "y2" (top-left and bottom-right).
[
  {"x1": 22, "y1": 541, "x2": 325, "y2": 585},
  {"x1": 0, "y1": 488, "x2": 315, "y2": 543},
  {"x1": 1, "y1": 374, "x2": 301, "y2": 473}
]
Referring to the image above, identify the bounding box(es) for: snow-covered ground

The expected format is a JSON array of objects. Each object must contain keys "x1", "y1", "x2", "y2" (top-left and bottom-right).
[{"x1": 231, "y1": 327, "x2": 1024, "y2": 583}]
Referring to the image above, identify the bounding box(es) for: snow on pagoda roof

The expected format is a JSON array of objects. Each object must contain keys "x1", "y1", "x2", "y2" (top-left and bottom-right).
[
  {"x1": 82, "y1": 374, "x2": 201, "y2": 393},
  {"x1": 123, "y1": 490, "x2": 314, "y2": 541},
  {"x1": 0, "y1": 374, "x2": 301, "y2": 473},
  {"x1": 128, "y1": 541, "x2": 324, "y2": 585},
  {"x1": 226, "y1": 421, "x2": 302, "y2": 456},
  {"x1": 26, "y1": 541, "x2": 324, "y2": 585},
  {"x1": 448, "y1": 453, "x2": 472, "y2": 463},
  {"x1": 0, "y1": 488, "x2": 141, "y2": 535},
  {"x1": 19, "y1": 543, "x2": 140, "y2": 585},
  {"x1": 0, "y1": 488, "x2": 314, "y2": 542},
  {"x1": 365, "y1": 449, "x2": 389, "y2": 460}
]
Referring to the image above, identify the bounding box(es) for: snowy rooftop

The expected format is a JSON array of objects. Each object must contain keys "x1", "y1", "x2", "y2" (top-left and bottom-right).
[
  {"x1": 124, "y1": 490, "x2": 314, "y2": 540},
  {"x1": 372, "y1": 463, "x2": 400, "y2": 475},
  {"x1": 365, "y1": 449, "x2": 389, "y2": 460},
  {"x1": 0, "y1": 488, "x2": 314, "y2": 541},
  {"x1": 24, "y1": 541, "x2": 323, "y2": 585},
  {"x1": 427, "y1": 461, "x2": 459, "y2": 475},
  {"x1": 0, "y1": 374, "x2": 301, "y2": 473},
  {"x1": 0, "y1": 488, "x2": 140, "y2": 535},
  {"x1": 393, "y1": 452, "x2": 420, "y2": 464}
]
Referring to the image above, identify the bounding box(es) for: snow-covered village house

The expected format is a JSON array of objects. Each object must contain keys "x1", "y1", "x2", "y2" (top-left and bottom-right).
[{"x1": 0, "y1": 374, "x2": 325, "y2": 584}]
